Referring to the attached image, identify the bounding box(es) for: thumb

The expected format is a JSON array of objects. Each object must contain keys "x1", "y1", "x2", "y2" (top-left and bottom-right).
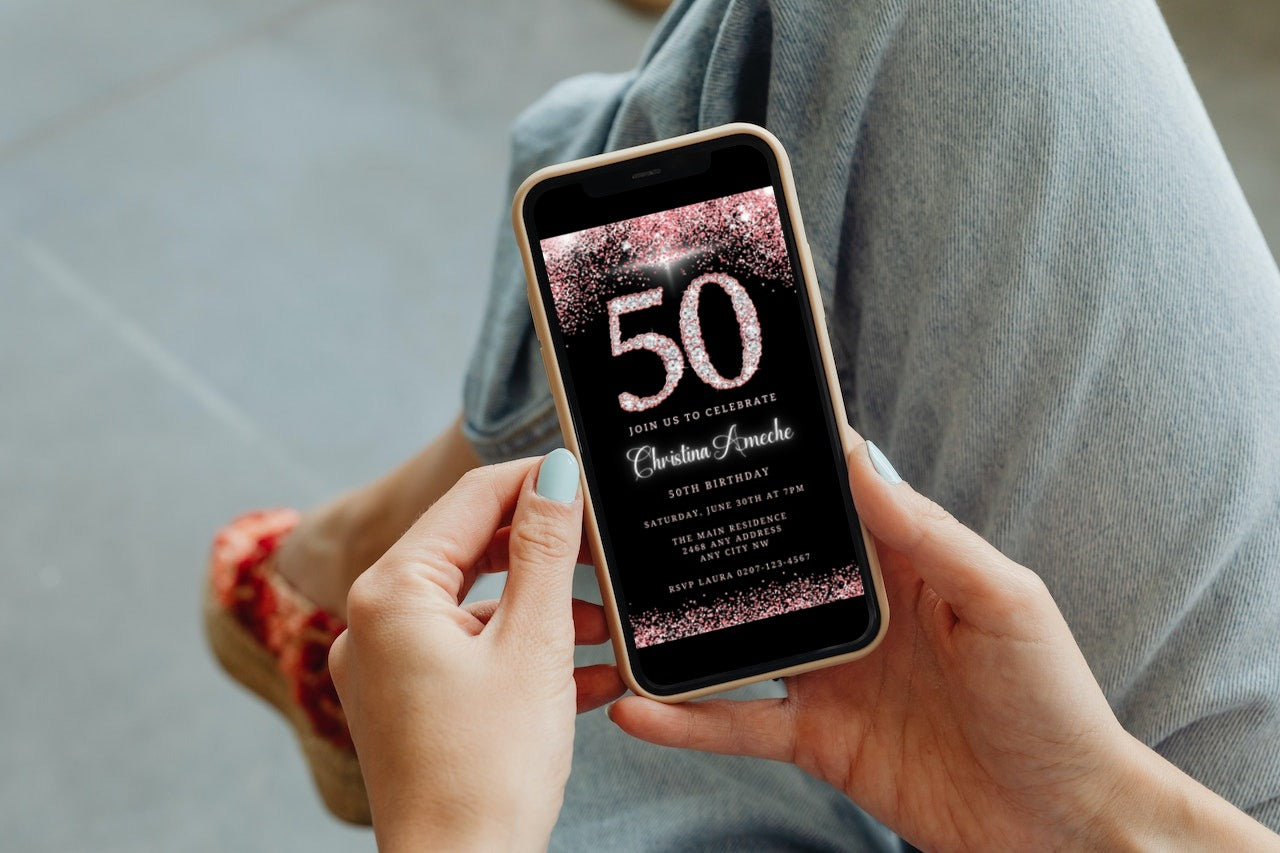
[
  {"x1": 848, "y1": 436, "x2": 1040, "y2": 628},
  {"x1": 608, "y1": 695, "x2": 793, "y2": 762},
  {"x1": 492, "y1": 448, "x2": 584, "y2": 644}
]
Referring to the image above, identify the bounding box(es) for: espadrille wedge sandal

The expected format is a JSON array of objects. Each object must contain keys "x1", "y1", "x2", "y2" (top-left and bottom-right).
[{"x1": 204, "y1": 509, "x2": 371, "y2": 825}]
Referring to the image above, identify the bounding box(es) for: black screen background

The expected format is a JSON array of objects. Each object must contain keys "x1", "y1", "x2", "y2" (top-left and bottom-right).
[{"x1": 528, "y1": 136, "x2": 878, "y2": 694}]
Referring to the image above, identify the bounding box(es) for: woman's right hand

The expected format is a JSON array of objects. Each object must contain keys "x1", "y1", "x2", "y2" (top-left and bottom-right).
[{"x1": 611, "y1": 434, "x2": 1280, "y2": 850}]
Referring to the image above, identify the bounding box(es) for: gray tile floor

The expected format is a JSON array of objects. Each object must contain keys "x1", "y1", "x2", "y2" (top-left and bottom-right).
[{"x1": 0, "y1": 1, "x2": 1275, "y2": 850}]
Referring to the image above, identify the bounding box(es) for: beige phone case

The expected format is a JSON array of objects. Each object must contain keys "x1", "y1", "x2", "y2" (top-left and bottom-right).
[{"x1": 513, "y1": 122, "x2": 889, "y2": 703}]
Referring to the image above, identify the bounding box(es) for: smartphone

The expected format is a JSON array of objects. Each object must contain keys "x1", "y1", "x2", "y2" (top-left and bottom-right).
[{"x1": 514, "y1": 123, "x2": 888, "y2": 702}]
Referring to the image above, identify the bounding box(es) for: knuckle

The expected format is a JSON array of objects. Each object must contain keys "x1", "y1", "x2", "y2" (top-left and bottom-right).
[
  {"x1": 457, "y1": 466, "x2": 489, "y2": 487},
  {"x1": 345, "y1": 572, "x2": 387, "y2": 627},
  {"x1": 1011, "y1": 566, "x2": 1052, "y2": 605},
  {"x1": 457, "y1": 465, "x2": 500, "y2": 500},
  {"x1": 357, "y1": 538, "x2": 471, "y2": 611},
  {"x1": 917, "y1": 495, "x2": 958, "y2": 529},
  {"x1": 682, "y1": 706, "x2": 701, "y2": 749},
  {"x1": 327, "y1": 632, "x2": 349, "y2": 686},
  {"x1": 979, "y1": 562, "x2": 1051, "y2": 623},
  {"x1": 724, "y1": 706, "x2": 745, "y2": 750},
  {"x1": 415, "y1": 559, "x2": 467, "y2": 598},
  {"x1": 906, "y1": 505, "x2": 951, "y2": 559},
  {"x1": 509, "y1": 515, "x2": 576, "y2": 566},
  {"x1": 895, "y1": 491, "x2": 958, "y2": 557},
  {"x1": 386, "y1": 541, "x2": 465, "y2": 585}
]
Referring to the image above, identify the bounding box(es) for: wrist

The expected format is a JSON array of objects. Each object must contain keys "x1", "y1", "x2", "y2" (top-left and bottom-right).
[
  {"x1": 1073, "y1": 734, "x2": 1178, "y2": 851},
  {"x1": 1082, "y1": 733, "x2": 1280, "y2": 851},
  {"x1": 372, "y1": 793, "x2": 556, "y2": 853},
  {"x1": 375, "y1": 813, "x2": 529, "y2": 853}
]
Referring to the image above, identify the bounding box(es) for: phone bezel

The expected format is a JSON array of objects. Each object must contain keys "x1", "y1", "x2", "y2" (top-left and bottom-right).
[{"x1": 514, "y1": 124, "x2": 889, "y2": 702}]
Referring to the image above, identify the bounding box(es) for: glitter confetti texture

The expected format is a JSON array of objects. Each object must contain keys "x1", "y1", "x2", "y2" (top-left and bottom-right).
[
  {"x1": 629, "y1": 564, "x2": 865, "y2": 648},
  {"x1": 541, "y1": 186, "x2": 793, "y2": 335},
  {"x1": 607, "y1": 271, "x2": 762, "y2": 412},
  {"x1": 680, "y1": 272, "x2": 761, "y2": 390},
  {"x1": 608, "y1": 288, "x2": 685, "y2": 412}
]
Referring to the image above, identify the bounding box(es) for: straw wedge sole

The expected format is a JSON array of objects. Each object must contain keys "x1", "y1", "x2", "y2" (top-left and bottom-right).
[{"x1": 203, "y1": 583, "x2": 371, "y2": 825}]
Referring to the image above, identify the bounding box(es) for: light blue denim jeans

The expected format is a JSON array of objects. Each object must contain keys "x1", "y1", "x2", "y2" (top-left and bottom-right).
[{"x1": 463, "y1": 0, "x2": 1280, "y2": 846}]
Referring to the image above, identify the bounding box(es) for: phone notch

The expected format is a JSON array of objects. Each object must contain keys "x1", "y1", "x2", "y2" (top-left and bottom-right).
[{"x1": 583, "y1": 149, "x2": 711, "y2": 198}]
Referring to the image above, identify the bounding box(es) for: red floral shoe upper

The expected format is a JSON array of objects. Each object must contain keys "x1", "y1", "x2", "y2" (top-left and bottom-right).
[{"x1": 210, "y1": 509, "x2": 353, "y2": 751}]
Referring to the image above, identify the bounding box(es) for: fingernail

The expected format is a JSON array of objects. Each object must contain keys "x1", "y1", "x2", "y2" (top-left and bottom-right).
[
  {"x1": 536, "y1": 448, "x2": 580, "y2": 503},
  {"x1": 866, "y1": 441, "x2": 902, "y2": 484}
]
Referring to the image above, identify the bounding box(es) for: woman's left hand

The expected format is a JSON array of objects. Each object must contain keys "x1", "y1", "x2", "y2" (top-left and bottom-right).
[{"x1": 328, "y1": 451, "x2": 625, "y2": 851}]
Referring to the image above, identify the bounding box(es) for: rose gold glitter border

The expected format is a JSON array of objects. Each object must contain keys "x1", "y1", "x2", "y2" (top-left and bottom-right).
[
  {"x1": 629, "y1": 563, "x2": 865, "y2": 648},
  {"x1": 541, "y1": 186, "x2": 792, "y2": 335}
]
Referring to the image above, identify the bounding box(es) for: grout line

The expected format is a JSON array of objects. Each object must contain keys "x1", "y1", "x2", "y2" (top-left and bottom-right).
[
  {"x1": 17, "y1": 236, "x2": 328, "y2": 493},
  {"x1": 0, "y1": 0, "x2": 347, "y2": 167}
]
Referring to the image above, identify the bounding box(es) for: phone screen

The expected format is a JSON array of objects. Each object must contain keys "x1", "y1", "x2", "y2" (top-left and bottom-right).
[{"x1": 526, "y1": 135, "x2": 878, "y2": 693}]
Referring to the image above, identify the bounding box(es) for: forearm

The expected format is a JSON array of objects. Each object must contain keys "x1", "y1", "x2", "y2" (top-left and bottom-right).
[{"x1": 1095, "y1": 735, "x2": 1280, "y2": 850}]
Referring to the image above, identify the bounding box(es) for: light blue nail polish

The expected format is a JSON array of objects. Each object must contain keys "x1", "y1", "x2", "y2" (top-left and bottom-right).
[
  {"x1": 866, "y1": 441, "x2": 902, "y2": 484},
  {"x1": 536, "y1": 448, "x2": 580, "y2": 503}
]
